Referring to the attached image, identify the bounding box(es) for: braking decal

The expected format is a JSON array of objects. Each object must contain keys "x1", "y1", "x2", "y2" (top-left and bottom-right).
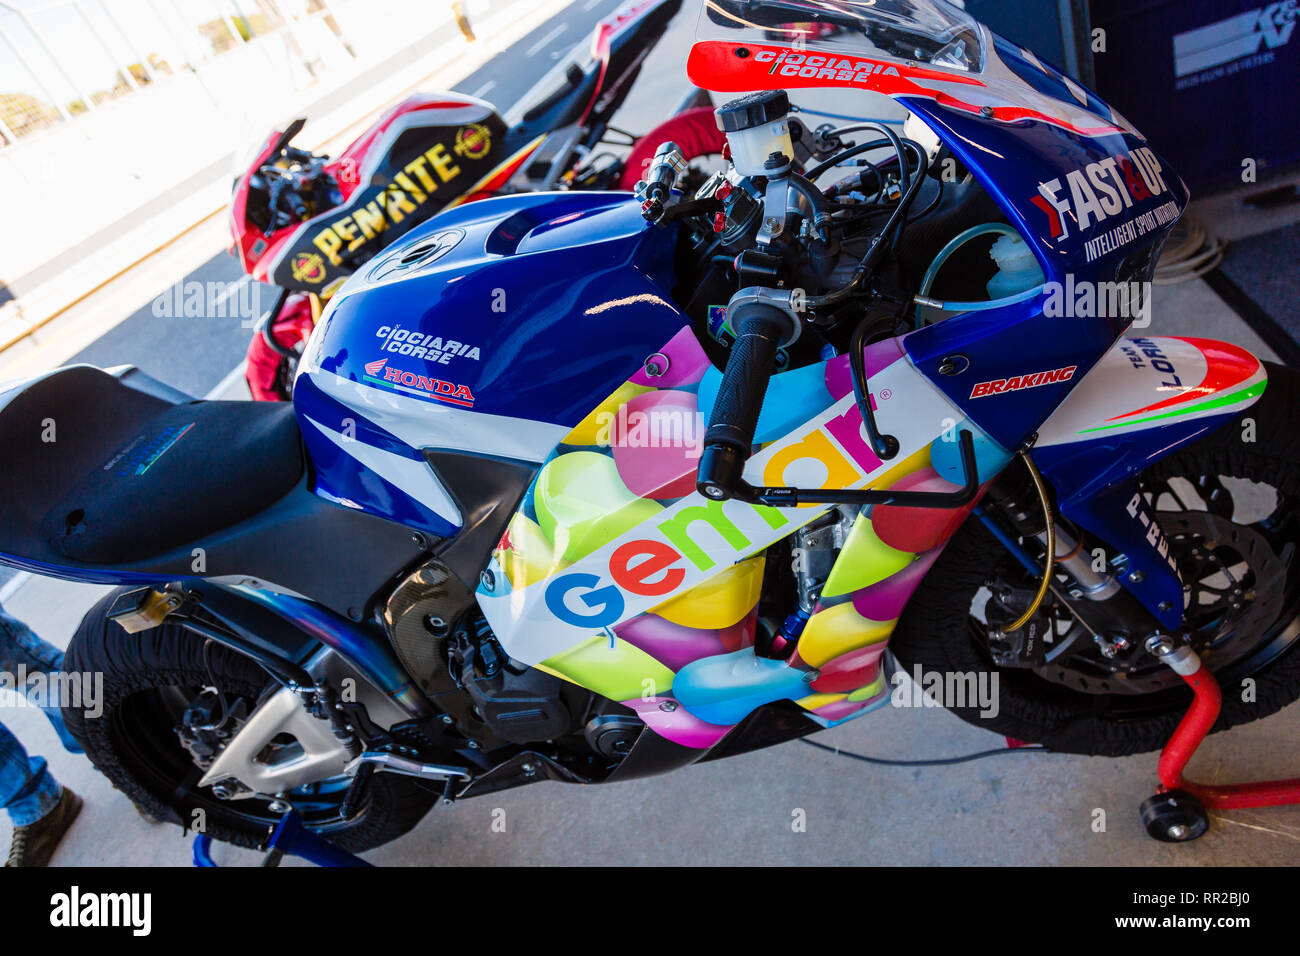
[{"x1": 970, "y1": 365, "x2": 1077, "y2": 398}]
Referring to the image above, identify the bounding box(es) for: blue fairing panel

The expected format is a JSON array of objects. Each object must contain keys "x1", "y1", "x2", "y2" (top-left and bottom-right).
[
  {"x1": 900, "y1": 96, "x2": 1190, "y2": 452},
  {"x1": 293, "y1": 191, "x2": 692, "y2": 535}
]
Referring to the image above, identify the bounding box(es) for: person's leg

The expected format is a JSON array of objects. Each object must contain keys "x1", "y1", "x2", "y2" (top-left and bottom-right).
[
  {"x1": 1, "y1": 717, "x2": 82, "y2": 866},
  {"x1": 0, "y1": 720, "x2": 62, "y2": 827},
  {"x1": 0, "y1": 607, "x2": 81, "y2": 754}
]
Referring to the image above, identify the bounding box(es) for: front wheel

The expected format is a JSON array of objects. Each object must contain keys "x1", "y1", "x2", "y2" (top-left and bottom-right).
[
  {"x1": 891, "y1": 361, "x2": 1300, "y2": 756},
  {"x1": 63, "y1": 589, "x2": 436, "y2": 852}
]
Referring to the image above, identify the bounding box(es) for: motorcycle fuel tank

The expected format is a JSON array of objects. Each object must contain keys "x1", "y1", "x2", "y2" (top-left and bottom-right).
[{"x1": 292, "y1": 191, "x2": 691, "y2": 539}]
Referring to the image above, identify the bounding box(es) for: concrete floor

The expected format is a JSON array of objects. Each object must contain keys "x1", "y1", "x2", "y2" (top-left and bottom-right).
[{"x1": 3, "y1": 1, "x2": 1300, "y2": 866}]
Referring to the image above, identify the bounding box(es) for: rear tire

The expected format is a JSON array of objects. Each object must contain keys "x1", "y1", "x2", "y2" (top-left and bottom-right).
[{"x1": 63, "y1": 588, "x2": 436, "y2": 852}]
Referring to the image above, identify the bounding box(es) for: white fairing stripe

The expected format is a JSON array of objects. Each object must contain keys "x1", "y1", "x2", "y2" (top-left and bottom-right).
[
  {"x1": 303, "y1": 414, "x2": 463, "y2": 526},
  {"x1": 307, "y1": 365, "x2": 569, "y2": 463}
]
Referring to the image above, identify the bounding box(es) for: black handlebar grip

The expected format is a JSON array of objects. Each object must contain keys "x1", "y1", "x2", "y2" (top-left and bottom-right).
[{"x1": 705, "y1": 304, "x2": 789, "y2": 453}]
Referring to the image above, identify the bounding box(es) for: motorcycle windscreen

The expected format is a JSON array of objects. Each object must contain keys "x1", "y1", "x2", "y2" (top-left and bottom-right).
[
  {"x1": 687, "y1": 0, "x2": 1135, "y2": 140},
  {"x1": 696, "y1": 0, "x2": 984, "y2": 72}
]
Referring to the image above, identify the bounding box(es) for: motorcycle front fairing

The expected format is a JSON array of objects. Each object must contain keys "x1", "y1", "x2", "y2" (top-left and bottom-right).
[
  {"x1": 456, "y1": 0, "x2": 1272, "y2": 752},
  {"x1": 685, "y1": 0, "x2": 1265, "y2": 633},
  {"x1": 475, "y1": 325, "x2": 1005, "y2": 748}
]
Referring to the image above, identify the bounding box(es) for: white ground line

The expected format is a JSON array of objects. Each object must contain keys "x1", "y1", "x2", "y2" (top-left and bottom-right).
[
  {"x1": 472, "y1": 80, "x2": 496, "y2": 98},
  {"x1": 582, "y1": 0, "x2": 604, "y2": 10},
  {"x1": 211, "y1": 275, "x2": 252, "y2": 310},
  {"x1": 0, "y1": 0, "x2": 583, "y2": 378},
  {"x1": 205, "y1": 359, "x2": 251, "y2": 400},
  {"x1": 525, "y1": 24, "x2": 566, "y2": 57},
  {"x1": 0, "y1": 573, "x2": 27, "y2": 604}
]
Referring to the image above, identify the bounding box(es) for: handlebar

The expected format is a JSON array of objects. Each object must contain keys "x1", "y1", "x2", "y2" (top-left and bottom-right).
[
  {"x1": 694, "y1": 297, "x2": 981, "y2": 512},
  {"x1": 696, "y1": 302, "x2": 792, "y2": 501}
]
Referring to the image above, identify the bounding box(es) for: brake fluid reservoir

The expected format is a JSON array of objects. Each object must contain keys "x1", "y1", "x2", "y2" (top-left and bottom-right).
[
  {"x1": 986, "y1": 233, "x2": 1042, "y2": 299},
  {"x1": 716, "y1": 90, "x2": 793, "y2": 177}
]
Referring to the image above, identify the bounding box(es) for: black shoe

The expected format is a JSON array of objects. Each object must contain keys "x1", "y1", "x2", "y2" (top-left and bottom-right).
[{"x1": 5, "y1": 787, "x2": 83, "y2": 867}]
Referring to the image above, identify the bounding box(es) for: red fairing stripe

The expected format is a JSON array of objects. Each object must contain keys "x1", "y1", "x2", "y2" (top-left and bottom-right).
[
  {"x1": 686, "y1": 41, "x2": 1124, "y2": 138},
  {"x1": 1103, "y1": 337, "x2": 1262, "y2": 423},
  {"x1": 445, "y1": 142, "x2": 542, "y2": 209}
]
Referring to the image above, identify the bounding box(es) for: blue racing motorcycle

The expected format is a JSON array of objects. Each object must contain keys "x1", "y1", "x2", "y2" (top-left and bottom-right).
[{"x1": 1, "y1": 0, "x2": 1296, "y2": 851}]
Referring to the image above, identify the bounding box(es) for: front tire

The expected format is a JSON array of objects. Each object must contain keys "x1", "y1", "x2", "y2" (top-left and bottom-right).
[
  {"x1": 63, "y1": 589, "x2": 436, "y2": 852},
  {"x1": 891, "y1": 361, "x2": 1300, "y2": 756}
]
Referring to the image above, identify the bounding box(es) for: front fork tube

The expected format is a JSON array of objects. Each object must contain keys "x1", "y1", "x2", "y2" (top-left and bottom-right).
[{"x1": 974, "y1": 501, "x2": 1151, "y2": 656}]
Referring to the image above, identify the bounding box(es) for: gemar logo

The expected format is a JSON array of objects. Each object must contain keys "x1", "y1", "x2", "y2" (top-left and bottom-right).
[{"x1": 50, "y1": 886, "x2": 151, "y2": 936}]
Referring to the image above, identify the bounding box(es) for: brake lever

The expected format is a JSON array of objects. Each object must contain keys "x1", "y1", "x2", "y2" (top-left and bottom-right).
[{"x1": 850, "y1": 316, "x2": 900, "y2": 460}]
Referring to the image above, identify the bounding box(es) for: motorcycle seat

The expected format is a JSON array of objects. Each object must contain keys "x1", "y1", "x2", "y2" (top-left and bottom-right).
[{"x1": 0, "y1": 366, "x2": 303, "y2": 566}]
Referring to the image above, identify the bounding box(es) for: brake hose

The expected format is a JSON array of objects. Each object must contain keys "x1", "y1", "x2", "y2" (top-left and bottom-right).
[
  {"x1": 915, "y1": 222, "x2": 1027, "y2": 325},
  {"x1": 805, "y1": 139, "x2": 927, "y2": 311},
  {"x1": 913, "y1": 283, "x2": 1045, "y2": 316},
  {"x1": 1001, "y1": 450, "x2": 1055, "y2": 633}
]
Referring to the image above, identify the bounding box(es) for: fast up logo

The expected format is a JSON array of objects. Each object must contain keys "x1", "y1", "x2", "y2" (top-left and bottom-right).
[
  {"x1": 478, "y1": 357, "x2": 959, "y2": 667},
  {"x1": 1032, "y1": 146, "x2": 1169, "y2": 241}
]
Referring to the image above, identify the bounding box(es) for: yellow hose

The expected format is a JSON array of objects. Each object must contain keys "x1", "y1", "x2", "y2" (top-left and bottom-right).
[{"x1": 1003, "y1": 451, "x2": 1054, "y2": 633}]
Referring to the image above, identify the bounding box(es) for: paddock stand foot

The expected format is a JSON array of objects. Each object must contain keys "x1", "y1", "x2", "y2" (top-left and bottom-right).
[
  {"x1": 193, "y1": 810, "x2": 372, "y2": 867},
  {"x1": 1142, "y1": 638, "x2": 1300, "y2": 842}
]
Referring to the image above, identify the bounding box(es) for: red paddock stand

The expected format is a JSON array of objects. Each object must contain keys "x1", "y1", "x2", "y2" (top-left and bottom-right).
[{"x1": 1140, "y1": 639, "x2": 1300, "y2": 842}]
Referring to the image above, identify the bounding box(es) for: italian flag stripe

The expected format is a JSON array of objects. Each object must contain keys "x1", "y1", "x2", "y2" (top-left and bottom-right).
[{"x1": 1079, "y1": 380, "x2": 1267, "y2": 434}]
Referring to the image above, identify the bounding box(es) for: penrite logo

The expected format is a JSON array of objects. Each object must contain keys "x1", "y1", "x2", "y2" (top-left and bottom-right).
[
  {"x1": 1032, "y1": 146, "x2": 1170, "y2": 242},
  {"x1": 970, "y1": 365, "x2": 1077, "y2": 398},
  {"x1": 454, "y1": 123, "x2": 492, "y2": 161},
  {"x1": 1173, "y1": 2, "x2": 1297, "y2": 79},
  {"x1": 291, "y1": 251, "x2": 327, "y2": 284},
  {"x1": 311, "y1": 143, "x2": 469, "y2": 267},
  {"x1": 363, "y1": 358, "x2": 475, "y2": 408}
]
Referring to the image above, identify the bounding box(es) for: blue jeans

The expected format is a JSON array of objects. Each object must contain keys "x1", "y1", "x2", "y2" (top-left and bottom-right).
[{"x1": 1, "y1": 605, "x2": 76, "y2": 827}]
